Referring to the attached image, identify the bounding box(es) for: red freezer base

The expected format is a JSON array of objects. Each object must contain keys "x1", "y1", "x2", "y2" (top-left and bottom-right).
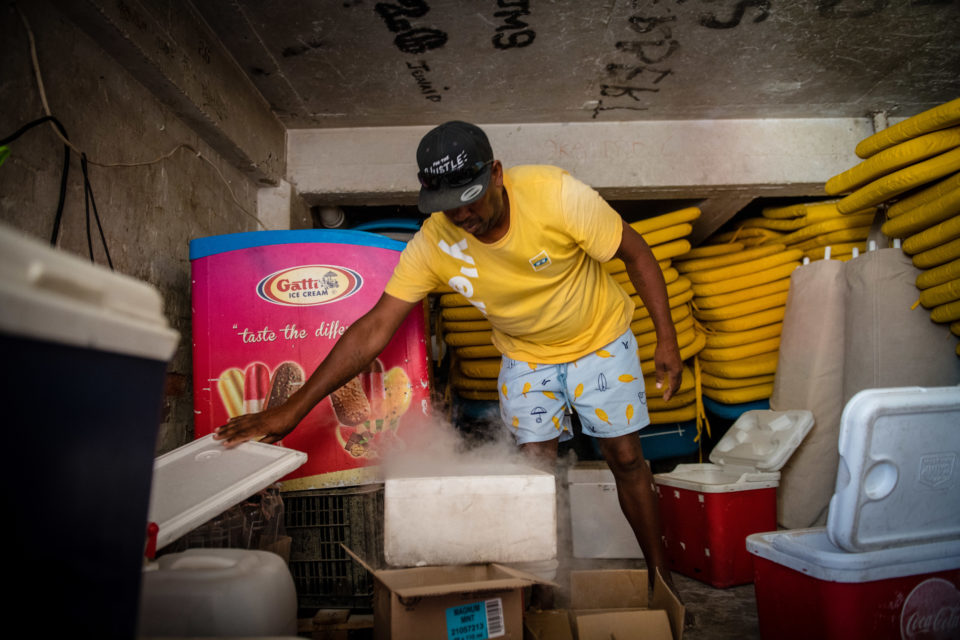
[
  {"x1": 657, "y1": 485, "x2": 776, "y2": 588},
  {"x1": 752, "y1": 555, "x2": 960, "y2": 640}
]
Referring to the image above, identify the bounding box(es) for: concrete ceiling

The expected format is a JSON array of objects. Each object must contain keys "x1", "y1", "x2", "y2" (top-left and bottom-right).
[
  {"x1": 194, "y1": 0, "x2": 960, "y2": 129},
  {"x1": 48, "y1": 0, "x2": 960, "y2": 236}
]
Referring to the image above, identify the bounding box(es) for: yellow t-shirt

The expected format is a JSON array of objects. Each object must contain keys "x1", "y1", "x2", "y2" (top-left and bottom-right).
[{"x1": 385, "y1": 165, "x2": 634, "y2": 363}]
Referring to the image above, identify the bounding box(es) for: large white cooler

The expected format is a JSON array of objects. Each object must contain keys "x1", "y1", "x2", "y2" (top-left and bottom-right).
[
  {"x1": 0, "y1": 224, "x2": 179, "y2": 637},
  {"x1": 654, "y1": 409, "x2": 813, "y2": 587},
  {"x1": 748, "y1": 386, "x2": 960, "y2": 640},
  {"x1": 384, "y1": 462, "x2": 556, "y2": 567}
]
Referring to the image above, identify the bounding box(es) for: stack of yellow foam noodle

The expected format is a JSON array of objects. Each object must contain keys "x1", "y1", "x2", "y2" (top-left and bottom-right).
[
  {"x1": 712, "y1": 200, "x2": 878, "y2": 263},
  {"x1": 442, "y1": 207, "x2": 706, "y2": 425},
  {"x1": 673, "y1": 240, "x2": 803, "y2": 405},
  {"x1": 824, "y1": 98, "x2": 960, "y2": 353}
]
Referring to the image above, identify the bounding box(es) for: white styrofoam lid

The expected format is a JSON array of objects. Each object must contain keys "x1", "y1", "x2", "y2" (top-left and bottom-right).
[
  {"x1": 709, "y1": 409, "x2": 815, "y2": 472},
  {"x1": 827, "y1": 386, "x2": 960, "y2": 552},
  {"x1": 0, "y1": 222, "x2": 179, "y2": 361},
  {"x1": 147, "y1": 435, "x2": 307, "y2": 551}
]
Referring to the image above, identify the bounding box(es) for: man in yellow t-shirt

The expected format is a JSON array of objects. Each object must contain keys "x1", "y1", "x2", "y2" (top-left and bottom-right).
[{"x1": 216, "y1": 121, "x2": 683, "y2": 592}]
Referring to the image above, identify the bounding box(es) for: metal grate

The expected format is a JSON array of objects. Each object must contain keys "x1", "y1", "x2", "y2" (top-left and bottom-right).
[{"x1": 283, "y1": 483, "x2": 384, "y2": 612}]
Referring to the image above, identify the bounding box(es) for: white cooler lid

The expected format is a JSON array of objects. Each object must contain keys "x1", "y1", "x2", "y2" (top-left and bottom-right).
[
  {"x1": 746, "y1": 527, "x2": 960, "y2": 583},
  {"x1": 0, "y1": 223, "x2": 179, "y2": 361},
  {"x1": 827, "y1": 386, "x2": 960, "y2": 552},
  {"x1": 709, "y1": 409, "x2": 815, "y2": 471},
  {"x1": 147, "y1": 435, "x2": 307, "y2": 551},
  {"x1": 654, "y1": 410, "x2": 813, "y2": 492}
]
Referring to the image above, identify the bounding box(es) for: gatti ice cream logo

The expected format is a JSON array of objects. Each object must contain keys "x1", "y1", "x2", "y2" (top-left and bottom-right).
[{"x1": 257, "y1": 265, "x2": 362, "y2": 306}]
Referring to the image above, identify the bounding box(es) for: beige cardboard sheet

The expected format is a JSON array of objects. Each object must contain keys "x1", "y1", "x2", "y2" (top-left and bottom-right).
[{"x1": 771, "y1": 260, "x2": 846, "y2": 529}]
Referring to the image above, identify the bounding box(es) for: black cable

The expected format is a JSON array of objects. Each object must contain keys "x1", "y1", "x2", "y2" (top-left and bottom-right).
[
  {"x1": 80, "y1": 153, "x2": 113, "y2": 270},
  {"x1": 0, "y1": 115, "x2": 72, "y2": 246}
]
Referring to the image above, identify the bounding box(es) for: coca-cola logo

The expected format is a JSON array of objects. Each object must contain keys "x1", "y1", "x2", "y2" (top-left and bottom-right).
[{"x1": 901, "y1": 578, "x2": 960, "y2": 640}]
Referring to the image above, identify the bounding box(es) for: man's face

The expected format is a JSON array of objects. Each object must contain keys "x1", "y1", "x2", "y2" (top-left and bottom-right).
[{"x1": 441, "y1": 162, "x2": 506, "y2": 241}]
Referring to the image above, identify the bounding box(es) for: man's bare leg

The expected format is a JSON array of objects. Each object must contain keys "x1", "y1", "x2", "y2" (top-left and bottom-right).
[
  {"x1": 520, "y1": 437, "x2": 559, "y2": 471},
  {"x1": 596, "y1": 432, "x2": 677, "y2": 594}
]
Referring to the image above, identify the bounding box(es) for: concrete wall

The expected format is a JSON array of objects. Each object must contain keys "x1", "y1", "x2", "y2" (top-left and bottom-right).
[{"x1": 0, "y1": 4, "x2": 305, "y2": 452}]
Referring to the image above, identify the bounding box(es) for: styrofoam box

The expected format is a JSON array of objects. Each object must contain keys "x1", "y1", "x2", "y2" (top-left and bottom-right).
[
  {"x1": 828, "y1": 386, "x2": 960, "y2": 552},
  {"x1": 384, "y1": 462, "x2": 556, "y2": 567},
  {"x1": 654, "y1": 409, "x2": 814, "y2": 587},
  {"x1": 747, "y1": 527, "x2": 960, "y2": 640},
  {"x1": 568, "y1": 462, "x2": 642, "y2": 559}
]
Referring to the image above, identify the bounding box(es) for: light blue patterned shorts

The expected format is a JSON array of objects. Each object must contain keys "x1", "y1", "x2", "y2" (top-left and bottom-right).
[{"x1": 497, "y1": 328, "x2": 650, "y2": 445}]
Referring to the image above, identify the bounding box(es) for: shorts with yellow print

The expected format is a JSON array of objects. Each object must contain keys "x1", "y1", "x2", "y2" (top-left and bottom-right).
[{"x1": 497, "y1": 328, "x2": 650, "y2": 445}]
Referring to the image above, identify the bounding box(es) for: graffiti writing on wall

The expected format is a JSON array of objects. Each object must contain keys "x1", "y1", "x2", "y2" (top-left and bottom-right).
[
  {"x1": 373, "y1": 1, "x2": 449, "y2": 102},
  {"x1": 492, "y1": 0, "x2": 536, "y2": 49},
  {"x1": 592, "y1": 0, "x2": 768, "y2": 118},
  {"x1": 374, "y1": 1, "x2": 448, "y2": 54},
  {"x1": 407, "y1": 60, "x2": 445, "y2": 102}
]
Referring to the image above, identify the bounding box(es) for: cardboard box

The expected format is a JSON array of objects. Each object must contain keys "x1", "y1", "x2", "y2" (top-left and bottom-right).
[
  {"x1": 569, "y1": 569, "x2": 684, "y2": 640},
  {"x1": 345, "y1": 546, "x2": 548, "y2": 640},
  {"x1": 523, "y1": 610, "x2": 574, "y2": 640}
]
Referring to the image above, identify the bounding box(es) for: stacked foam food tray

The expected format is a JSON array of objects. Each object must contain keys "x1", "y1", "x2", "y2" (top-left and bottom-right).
[
  {"x1": 384, "y1": 461, "x2": 556, "y2": 568},
  {"x1": 747, "y1": 385, "x2": 960, "y2": 640},
  {"x1": 654, "y1": 409, "x2": 813, "y2": 587}
]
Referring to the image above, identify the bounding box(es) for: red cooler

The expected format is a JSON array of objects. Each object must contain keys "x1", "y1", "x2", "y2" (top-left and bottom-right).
[
  {"x1": 748, "y1": 386, "x2": 960, "y2": 639},
  {"x1": 654, "y1": 409, "x2": 813, "y2": 587},
  {"x1": 190, "y1": 230, "x2": 433, "y2": 488},
  {"x1": 747, "y1": 528, "x2": 960, "y2": 640}
]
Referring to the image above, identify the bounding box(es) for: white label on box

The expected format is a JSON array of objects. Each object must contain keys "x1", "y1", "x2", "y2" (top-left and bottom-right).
[{"x1": 445, "y1": 598, "x2": 504, "y2": 640}]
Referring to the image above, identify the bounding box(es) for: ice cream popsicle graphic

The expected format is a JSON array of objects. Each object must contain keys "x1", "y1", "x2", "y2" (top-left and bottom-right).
[
  {"x1": 265, "y1": 361, "x2": 305, "y2": 410},
  {"x1": 217, "y1": 368, "x2": 244, "y2": 418},
  {"x1": 243, "y1": 362, "x2": 271, "y2": 413}
]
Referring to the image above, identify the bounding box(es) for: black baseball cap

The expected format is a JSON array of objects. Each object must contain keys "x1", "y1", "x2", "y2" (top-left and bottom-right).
[{"x1": 416, "y1": 121, "x2": 494, "y2": 214}]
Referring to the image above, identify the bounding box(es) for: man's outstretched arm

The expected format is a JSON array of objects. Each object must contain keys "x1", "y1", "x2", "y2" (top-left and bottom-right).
[
  {"x1": 214, "y1": 292, "x2": 420, "y2": 446},
  {"x1": 614, "y1": 220, "x2": 682, "y2": 400}
]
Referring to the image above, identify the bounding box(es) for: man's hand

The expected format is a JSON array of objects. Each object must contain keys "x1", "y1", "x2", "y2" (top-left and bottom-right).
[
  {"x1": 654, "y1": 339, "x2": 683, "y2": 402},
  {"x1": 213, "y1": 404, "x2": 297, "y2": 448}
]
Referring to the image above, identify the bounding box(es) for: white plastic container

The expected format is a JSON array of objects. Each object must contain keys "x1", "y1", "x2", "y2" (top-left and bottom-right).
[
  {"x1": 568, "y1": 461, "x2": 642, "y2": 559},
  {"x1": 827, "y1": 385, "x2": 960, "y2": 552},
  {"x1": 654, "y1": 409, "x2": 814, "y2": 586},
  {"x1": 747, "y1": 528, "x2": 960, "y2": 640},
  {"x1": 138, "y1": 548, "x2": 298, "y2": 637},
  {"x1": 0, "y1": 224, "x2": 179, "y2": 638},
  {"x1": 384, "y1": 462, "x2": 556, "y2": 567}
]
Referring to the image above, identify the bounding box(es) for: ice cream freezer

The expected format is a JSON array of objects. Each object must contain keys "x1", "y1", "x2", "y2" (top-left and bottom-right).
[{"x1": 190, "y1": 229, "x2": 433, "y2": 489}]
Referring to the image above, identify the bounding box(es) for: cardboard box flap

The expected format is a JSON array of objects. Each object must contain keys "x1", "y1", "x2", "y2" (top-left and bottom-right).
[
  {"x1": 343, "y1": 545, "x2": 551, "y2": 597},
  {"x1": 524, "y1": 610, "x2": 574, "y2": 640},
  {"x1": 651, "y1": 568, "x2": 685, "y2": 640},
  {"x1": 570, "y1": 569, "x2": 649, "y2": 609},
  {"x1": 576, "y1": 609, "x2": 673, "y2": 640}
]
